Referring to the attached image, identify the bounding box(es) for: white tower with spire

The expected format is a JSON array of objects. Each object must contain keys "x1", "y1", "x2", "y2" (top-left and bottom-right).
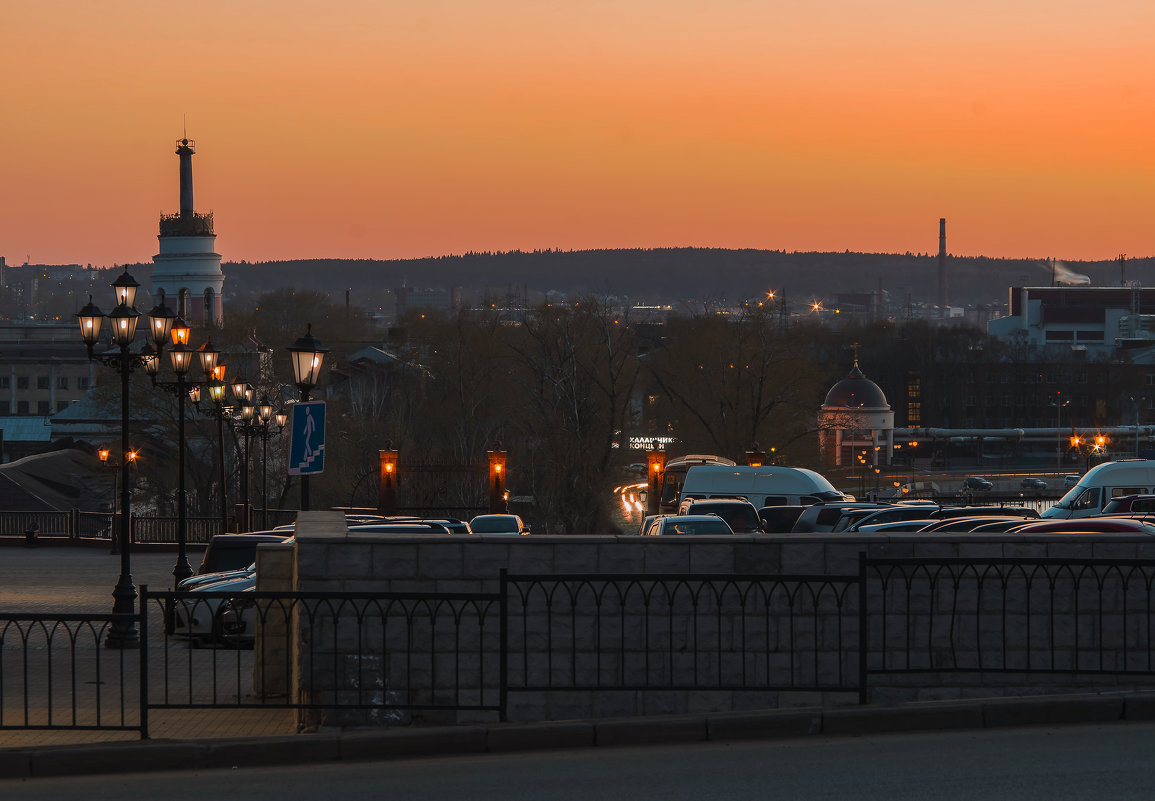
[{"x1": 152, "y1": 137, "x2": 225, "y2": 325}]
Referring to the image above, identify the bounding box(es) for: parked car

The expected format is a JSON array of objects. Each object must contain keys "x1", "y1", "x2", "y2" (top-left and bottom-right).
[
  {"x1": 968, "y1": 518, "x2": 1039, "y2": 533},
  {"x1": 918, "y1": 516, "x2": 1028, "y2": 533},
  {"x1": 1020, "y1": 478, "x2": 1048, "y2": 491},
  {"x1": 963, "y1": 476, "x2": 993, "y2": 491},
  {"x1": 678, "y1": 499, "x2": 763, "y2": 533},
  {"x1": 1007, "y1": 517, "x2": 1155, "y2": 534},
  {"x1": 791, "y1": 502, "x2": 892, "y2": 533},
  {"x1": 1099, "y1": 494, "x2": 1155, "y2": 516},
  {"x1": 469, "y1": 514, "x2": 530, "y2": 534},
  {"x1": 349, "y1": 522, "x2": 454, "y2": 534},
  {"x1": 216, "y1": 587, "x2": 257, "y2": 648},
  {"x1": 172, "y1": 568, "x2": 256, "y2": 645},
  {"x1": 855, "y1": 519, "x2": 940, "y2": 533},
  {"x1": 930, "y1": 506, "x2": 1038, "y2": 520},
  {"x1": 423, "y1": 518, "x2": 471, "y2": 534},
  {"x1": 757, "y1": 505, "x2": 809, "y2": 533},
  {"x1": 644, "y1": 515, "x2": 735, "y2": 536},
  {"x1": 197, "y1": 532, "x2": 292, "y2": 575},
  {"x1": 844, "y1": 505, "x2": 943, "y2": 531},
  {"x1": 638, "y1": 514, "x2": 663, "y2": 536}
]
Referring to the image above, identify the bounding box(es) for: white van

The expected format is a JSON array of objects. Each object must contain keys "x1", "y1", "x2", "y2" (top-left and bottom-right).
[
  {"x1": 679, "y1": 465, "x2": 850, "y2": 509},
  {"x1": 1041, "y1": 460, "x2": 1155, "y2": 519}
]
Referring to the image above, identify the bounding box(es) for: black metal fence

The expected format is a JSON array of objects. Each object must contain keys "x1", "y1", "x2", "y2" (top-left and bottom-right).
[
  {"x1": 0, "y1": 613, "x2": 143, "y2": 735},
  {"x1": 6, "y1": 555, "x2": 1155, "y2": 739},
  {"x1": 0, "y1": 509, "x2": 299, "y2": 544},
  {"x1": 503, "y1": 573, "x2": 862, "y2": 700}
]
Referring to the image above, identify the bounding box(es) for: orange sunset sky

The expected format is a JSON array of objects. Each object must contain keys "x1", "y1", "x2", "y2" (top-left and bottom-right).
[{"x1": 2, "y1": 0, "x2": 1152, "y2": 267}]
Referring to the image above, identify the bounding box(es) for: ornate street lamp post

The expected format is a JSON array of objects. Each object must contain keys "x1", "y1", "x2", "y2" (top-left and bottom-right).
[
  {"x1": 205, "y1": 377, "x2": 231, "y2": 532},
  {"x1": 259, "y1": 402, "x2": 288, "y2": 530},
  {"x1": 143, "y1": 320, "x2": 219, "y2": 583},
  {"x1": 76, "y1": 268, "x2": 173, "y2": 648},
  {"x1": 228, "y1": 380, "x2": 256, "y2": 532},
  {"x1": 286, "y1": 325, "x2": 328, "y2": 511}
]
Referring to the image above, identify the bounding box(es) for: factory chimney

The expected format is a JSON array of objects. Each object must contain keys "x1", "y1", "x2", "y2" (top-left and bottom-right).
[{"x1": 937, "y1": 218, "x2": 948, "y2": 313}]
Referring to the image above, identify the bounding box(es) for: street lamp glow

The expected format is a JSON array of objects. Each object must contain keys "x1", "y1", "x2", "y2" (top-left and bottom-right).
[{"x1": 287, "y1": 324, "x2": 328, "y2": 391}]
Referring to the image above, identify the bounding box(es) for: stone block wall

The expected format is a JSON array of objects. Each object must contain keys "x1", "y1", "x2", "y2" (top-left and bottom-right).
[{"x1": 286, "y1": 511, "x2": 1155, "y2": 726}]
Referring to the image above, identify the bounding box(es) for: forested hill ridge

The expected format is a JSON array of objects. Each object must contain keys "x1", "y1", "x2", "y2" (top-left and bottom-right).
[{"x1": 220, "y1": 248, "x2": 1151, "y2": 310}]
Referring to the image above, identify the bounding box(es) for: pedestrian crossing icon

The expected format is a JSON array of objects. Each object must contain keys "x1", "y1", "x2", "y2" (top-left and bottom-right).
[{"x1": 288, "y1": 401, "x2": 326, "y2": 476}]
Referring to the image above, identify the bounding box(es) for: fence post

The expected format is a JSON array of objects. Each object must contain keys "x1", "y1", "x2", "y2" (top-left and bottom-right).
[
  {"x1": 499, "y1": 567, "x2": 508, "y2": 722},
  {"x1": 139, "y1": 585, "x2": 150, "y2": 740},
  {"x1": 71, "y1": 507, "x2": 79, "y2": 541},
  {"x1": 858, "y1": 550, "x2": 868, "y2": 705}
]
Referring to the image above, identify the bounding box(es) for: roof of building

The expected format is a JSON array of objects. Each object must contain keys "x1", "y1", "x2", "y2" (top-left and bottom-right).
[
  {"x1": 823, "y1": 361, "x2": 889, "y2": 409},
  {"x1": 0, "y1": 416, "x2": 53, "y2": 443}
]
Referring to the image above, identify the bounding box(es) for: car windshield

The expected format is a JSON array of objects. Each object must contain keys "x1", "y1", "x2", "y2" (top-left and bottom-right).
[
  {"x1": 471, "y1": 516, "x2": 518, "y2": 533},
  {"x1": 665, "y1": 519, "x2": 732, "y2": 535},
  {"x1": 1052, "y1": 485, "x2": 1097, "y2": 511}
]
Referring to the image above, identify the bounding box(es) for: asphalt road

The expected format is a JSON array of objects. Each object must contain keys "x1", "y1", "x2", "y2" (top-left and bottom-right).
[
  {"x1": 5, "y1": 723, "x2": 1155, "y2": 801},
  {"x1": 0, "y1": 546, "x2": 203, "y2": 612}
]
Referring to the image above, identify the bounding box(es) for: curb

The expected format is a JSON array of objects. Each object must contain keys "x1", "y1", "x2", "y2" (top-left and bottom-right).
[{"x1": 2, "y1": 691, "x2": 1151, "y2": 781}]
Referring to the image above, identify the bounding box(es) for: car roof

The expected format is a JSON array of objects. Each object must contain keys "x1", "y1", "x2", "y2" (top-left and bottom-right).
[
  {"x1": 919, "y1": 516, "x2": 1025, "y2": 532},
  {"x1": 207, "y1": 532, "x2": 291, "y2": 546},
  {"x1": 1008, "y1": 517, "x2": 1155, "y2": 534},
  {"x1": 856, "y1": 519, "x2": 939, "y2": 532}
]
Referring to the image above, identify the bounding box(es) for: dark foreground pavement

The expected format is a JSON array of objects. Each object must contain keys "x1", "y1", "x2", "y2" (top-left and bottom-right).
[{"x1": 6, "y1": 689, "x2": 1155, "y2": 781}]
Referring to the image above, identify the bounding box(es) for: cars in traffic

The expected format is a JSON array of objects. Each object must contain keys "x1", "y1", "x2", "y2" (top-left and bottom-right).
[
  {"x1": 842, "y1": 505, "x2": 945, "y2": 532},
  {"x1": 791, "y1": 502, "x2": 892, "y2": 533},
  {"x1": 757, "y1": 505, "x2": 809, "y2": 533},
  {"x1": 469, "y1": 514, "x2": 530, "y2": 534},
  {"x1": 918, "y1": 516, "x2": 1029, "y2": 533},
  {"x1": 677, "y1": 498, "x2": 763, "y2": 533},
  {"x1": 1099, "y1": 494, "x2": 1155, "y2": 516},
  {"x1": 963, "y1": 476, "x2": 993, "y2": 491},
  {"x1": 1020, "y1": 478, "x2": 1048, "y2": 491},
  {"x1": 643, "y1": 515, "x2": 735, "y2": 536},
  {"x1": 1007, "y1": 517, "x2": 1155, "y2": 535},
  {"x1": 1044, "y1": 461, "x2": 1155, "y2": 519}
]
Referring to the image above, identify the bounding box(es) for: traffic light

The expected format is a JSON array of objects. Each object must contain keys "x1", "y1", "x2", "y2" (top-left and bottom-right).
[
  {"x1": 488, "y1": 445, "x2": 508, "y2": 513},
  {"x1": 646, "y1": 445, "x2": 667, "y2": 514},
  {"x1": 377, "y1": 447, "x2": 398, "y2": 515},
  {"x1": 744, "y1": 442, "x2": 766, "y2": 467}
]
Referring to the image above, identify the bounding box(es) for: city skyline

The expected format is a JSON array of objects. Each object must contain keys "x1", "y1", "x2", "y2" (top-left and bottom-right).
[{"x1": 2, "y1": 0, "x2": 1152, "y2": 268}]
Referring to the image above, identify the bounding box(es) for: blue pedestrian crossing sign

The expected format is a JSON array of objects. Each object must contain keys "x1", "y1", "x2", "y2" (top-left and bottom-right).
[{"x1": 288, "y1": 401, "x2": 326, "y2": 476}]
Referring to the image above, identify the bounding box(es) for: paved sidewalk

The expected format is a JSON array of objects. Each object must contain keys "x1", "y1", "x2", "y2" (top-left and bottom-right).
[{"x1": 1, "y1": 544, "x2": 300, "y2": 752}]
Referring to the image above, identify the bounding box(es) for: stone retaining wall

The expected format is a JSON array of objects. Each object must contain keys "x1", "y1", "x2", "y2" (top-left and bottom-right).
[{"x1": 284, "y1": 511, "x2": 1155, "y2": 727}]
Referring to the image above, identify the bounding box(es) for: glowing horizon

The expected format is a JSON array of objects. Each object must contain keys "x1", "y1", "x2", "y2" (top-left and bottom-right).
[{"x1": 1, "y1": 0, "x2": 1152, "y2": 267}]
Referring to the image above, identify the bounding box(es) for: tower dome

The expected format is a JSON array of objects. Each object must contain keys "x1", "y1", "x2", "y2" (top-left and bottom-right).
[
  {"x1": 823, "y1": 363, "x2": 889, "y2": 408},
  {"x1": 817, "y1": 357, "x2": 895, "y2": 470},
  {"x1": 151, "y1": 137, "x2": 225, "y2": 326}
]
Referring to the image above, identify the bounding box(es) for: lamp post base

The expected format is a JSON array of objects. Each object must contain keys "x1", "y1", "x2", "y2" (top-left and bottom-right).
[
  {"x1": 105, "y1": 575, "x2": 140, "y2": 649},
  {"x1": 173, "y1": 555, "x2": 194, "y2": 585}
]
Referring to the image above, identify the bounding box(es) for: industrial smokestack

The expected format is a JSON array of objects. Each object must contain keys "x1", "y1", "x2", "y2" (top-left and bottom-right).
[{"x1": 937, "y1": 218, "x2": 948, "y2": 312}]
